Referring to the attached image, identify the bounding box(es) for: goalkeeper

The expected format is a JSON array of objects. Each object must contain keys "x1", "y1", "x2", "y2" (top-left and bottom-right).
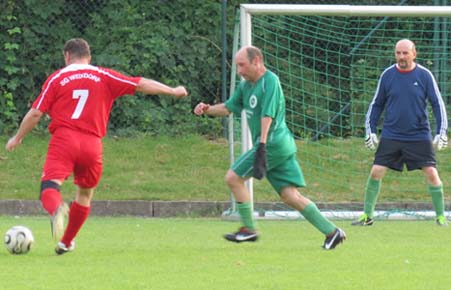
[
  {"x1": 194, "y1": 46, "x2": 345, "y2": 250},
  {"x1": 353, "y1": 39, "x2": 448, "y2": 226}
]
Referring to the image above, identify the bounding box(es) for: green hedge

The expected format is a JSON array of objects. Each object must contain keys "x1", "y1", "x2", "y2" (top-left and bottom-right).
[
  {"x1": 0, "y1": 0, "x2": 243, "y2": 136},
  {"x1": 0, "y1": 0, "x2": 446, "y2": 137}
]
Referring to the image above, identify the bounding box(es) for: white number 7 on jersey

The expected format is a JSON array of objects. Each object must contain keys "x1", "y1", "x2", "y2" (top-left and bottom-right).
[{"x1": 71, "y1": 89, "x2": 89, "y2": 119}]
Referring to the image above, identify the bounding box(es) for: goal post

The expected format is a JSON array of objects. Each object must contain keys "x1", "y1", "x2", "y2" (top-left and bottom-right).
[{"x1": 224, "y1": 4, "x2": 451, "y2": 220}]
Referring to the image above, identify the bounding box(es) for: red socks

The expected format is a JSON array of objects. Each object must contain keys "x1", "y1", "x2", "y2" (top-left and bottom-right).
[
  {"x1": 40, "y1": 188, "x2": 62, "y2": 216},
  {"x1": 61, "y1": 201, "x2": 91, "y2": 247},
  {"x1": 40, "y1": 185, "x2": 91, "y2": 248}
]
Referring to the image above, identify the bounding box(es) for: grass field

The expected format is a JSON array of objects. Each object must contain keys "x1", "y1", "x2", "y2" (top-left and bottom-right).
[
  {"x1": 0, "y1": 134, "x2": 240, "y2": 201},
  {"x1": 1, "y1": 134, "x2": 450, "y2": 205},
  {"x1": 1, "y1": 216, "x2": 450, "y2": 290},
  {"x1": 1, "y1": 132, "x2": 449, "y2": 290}
]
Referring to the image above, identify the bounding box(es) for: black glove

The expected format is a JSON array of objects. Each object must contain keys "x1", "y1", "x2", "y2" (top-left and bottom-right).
[{"x1": 253, "y1": 143, "x2": 267, "y2": 180}]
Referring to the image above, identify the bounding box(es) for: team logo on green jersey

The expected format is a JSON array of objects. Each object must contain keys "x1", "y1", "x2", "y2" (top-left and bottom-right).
[{"x1": 249, "y1": 95, "x2": 257, "y2": 108}]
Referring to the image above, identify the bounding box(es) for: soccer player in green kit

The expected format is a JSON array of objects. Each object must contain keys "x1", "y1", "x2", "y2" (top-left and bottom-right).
[{"x1": 194, "y1": 46, "x2": 346, "y2": 249}]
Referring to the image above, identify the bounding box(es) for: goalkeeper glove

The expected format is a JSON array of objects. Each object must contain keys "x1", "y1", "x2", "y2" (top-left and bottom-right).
[
  {"x1": 433, "y1": 134, "x2": 448, "y2": 151},
  {"x1": 253, "y1": 143, "x2": 267, "y2": 180},
  {"x1": 365, "y1": 133, "x2": 379, "y2": 150}
]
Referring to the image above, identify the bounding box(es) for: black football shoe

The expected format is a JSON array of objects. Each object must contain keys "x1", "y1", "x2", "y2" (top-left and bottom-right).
[
  {"x1": 224, "y1": 227, "x2": 258, "y2": 243},
  {"x1": 323, "y1": 228, "x2": 346, "y2": 250}
]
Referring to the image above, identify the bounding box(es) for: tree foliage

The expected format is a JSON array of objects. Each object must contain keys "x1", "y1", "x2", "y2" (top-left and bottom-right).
[
  {"x1": 1, "y1": 0, "x2": 447, "y2": 137},
  {"x1": 0, "y1": 0, "x2": 242, "y2": 136}
]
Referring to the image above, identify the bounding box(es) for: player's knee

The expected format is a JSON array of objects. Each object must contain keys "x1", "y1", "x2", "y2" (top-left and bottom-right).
[
  {"x1": 369, "y1": 167, "x2": 386, "y2": 180},
  {"x1": 40, "y1": 180, "x2": 61, "y2": 196},
  {"x1": 225, "y1": 170, "x2": 240, "y2": 187},
  {"x1": 422, "y1": 167, "x2": 441, "y2": 185}
]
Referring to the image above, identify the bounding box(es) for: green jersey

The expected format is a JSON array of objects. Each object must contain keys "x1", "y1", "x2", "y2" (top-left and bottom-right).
[{"x1": 225, "y1": 70, "x2": 296, "y2": 157}]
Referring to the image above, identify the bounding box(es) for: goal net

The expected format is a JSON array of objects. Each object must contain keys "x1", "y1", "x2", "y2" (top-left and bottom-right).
[{"x1": 224, "y1": 4, "x2": 451, "y2": 220}]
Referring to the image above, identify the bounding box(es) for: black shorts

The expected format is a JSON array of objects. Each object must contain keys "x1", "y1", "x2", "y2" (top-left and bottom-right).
[{"x1": 374, "y1": 138, "x2": 436, "y2": 171}]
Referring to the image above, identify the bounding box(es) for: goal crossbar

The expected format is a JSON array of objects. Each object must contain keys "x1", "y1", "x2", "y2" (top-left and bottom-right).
[{"x1": 241, "y1": 4, "x2": 451, "y2": 17}]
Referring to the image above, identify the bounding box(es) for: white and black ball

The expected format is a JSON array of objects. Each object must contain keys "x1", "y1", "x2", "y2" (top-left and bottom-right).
[{"x1": 5, "y1": 226, "x2": 34, "y2": 255}]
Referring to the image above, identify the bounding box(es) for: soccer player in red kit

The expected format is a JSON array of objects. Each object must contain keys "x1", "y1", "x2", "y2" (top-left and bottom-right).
[{"x1": 5, "y1": 38, "x2": 188, "y2": 254}]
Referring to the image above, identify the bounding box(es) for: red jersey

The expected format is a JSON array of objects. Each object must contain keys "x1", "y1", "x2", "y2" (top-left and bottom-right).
[{"x1": 33, "y1": 64, "x2": 141, "y2": 137}]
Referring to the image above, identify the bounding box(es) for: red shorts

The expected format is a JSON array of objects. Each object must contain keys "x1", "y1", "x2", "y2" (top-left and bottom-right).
[{"x1": 41, "y1": 127, "x2": 103, "y2": 188}]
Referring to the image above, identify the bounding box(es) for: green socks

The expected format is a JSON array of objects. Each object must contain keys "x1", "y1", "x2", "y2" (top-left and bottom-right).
[
  {"x1": 301, "y1": 202, "x2": 336, "y2": 235},
  {"x1": 237, "y1": 202, "x2": 256, "y2": 231},
  {"x1": 428, "y1": 184, "x2": 445, "y2": 216},
  {"x1": 363, "y1": 178, "x2": 445, "y2": 218},
  {"x1": 362, "y1": 179, "x2": 444, "y2": 217},
  {"x1": 364, "y1": 178, "x2": 381, "y2": 218},
  {"x1": 238, "y1": 201, "x2": 337, "y2": 235}
]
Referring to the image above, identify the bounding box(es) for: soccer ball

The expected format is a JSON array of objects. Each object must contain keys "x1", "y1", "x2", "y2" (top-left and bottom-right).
[{"x1": 4, "y1": 226, "x2": 34, "y2": 255}]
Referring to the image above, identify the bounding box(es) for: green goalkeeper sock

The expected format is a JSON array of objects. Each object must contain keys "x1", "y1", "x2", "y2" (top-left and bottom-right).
[
  {"x1": 428, "y1": 184, "x2": 445, "y2": 216},
  {"x1": 300, "y1": 202, "x2": 336, "y2": 235},
  {"x1": 364, "y1": 178, "x2": 381, "y2": 218},
  {"x1": 237, "y1": 202, "x2": 256, "y2": 231}
]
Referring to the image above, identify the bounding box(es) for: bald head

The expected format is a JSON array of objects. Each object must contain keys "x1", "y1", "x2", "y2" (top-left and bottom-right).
[
  {"x1": 395, "y1": 39, "x2": 416, "y2": 71},
  {"x1": 235, "y1": 46, "x2": 266, "y2": 83},
  {"x1": 395, "y1": 39, "x2": 416, "y2": 53},
  {"x1": 237, "y1": 46, "x2": 264, "y2": 63}
]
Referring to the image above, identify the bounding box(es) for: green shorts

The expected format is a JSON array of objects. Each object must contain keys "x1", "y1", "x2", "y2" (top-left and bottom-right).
[{"x1": 231, "y1": 149, "x2": 306, "y2": 194}]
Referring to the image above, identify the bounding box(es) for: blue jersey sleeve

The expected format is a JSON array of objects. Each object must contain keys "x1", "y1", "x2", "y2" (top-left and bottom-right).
[
  {"x1": 365, "y1": 69, "x2": 388, "y2": 136},
  {"x1": 424, "y1": 67, "x2": 448, "y2": 136}
]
